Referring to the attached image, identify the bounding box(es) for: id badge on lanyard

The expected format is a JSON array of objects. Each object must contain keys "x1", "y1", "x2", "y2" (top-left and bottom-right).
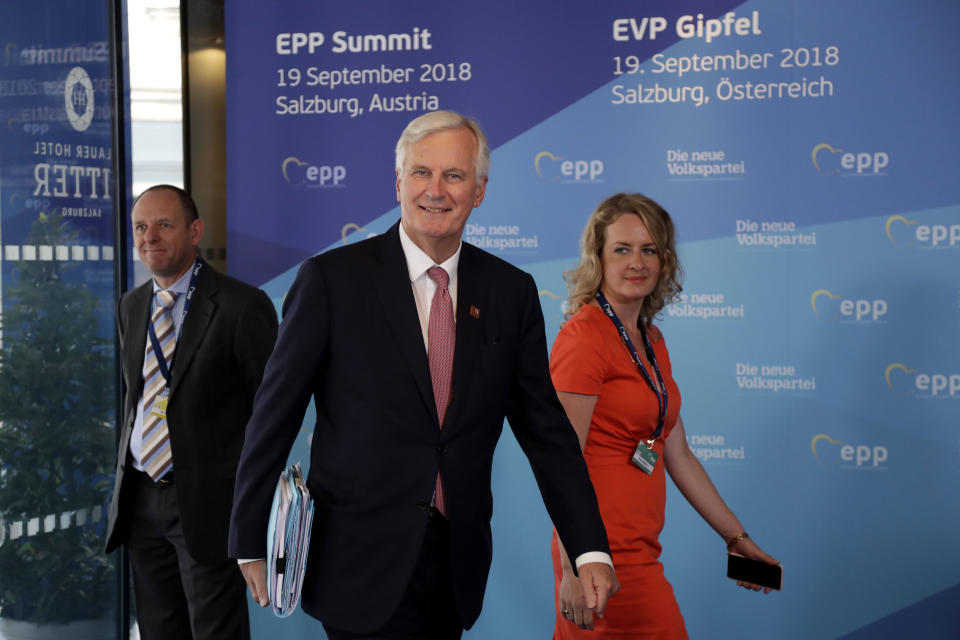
[
  {"x1": 149, "y1": 389, "x2": 170, "y2": 420},
  {"x1": 596, "y1": 291, "x2": 668, "y2": 475},
  {"x1": 632, "y1": 440, "x2": 659, "y2": 474}
]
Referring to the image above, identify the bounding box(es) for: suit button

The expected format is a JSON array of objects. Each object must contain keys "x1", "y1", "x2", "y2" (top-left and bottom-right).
[
  {"x1": 436, "y1": 445, "x2": 446, "y2": 454},
  {"x1": 417, "y1": 500, "x2": 430, "y2": 512}
]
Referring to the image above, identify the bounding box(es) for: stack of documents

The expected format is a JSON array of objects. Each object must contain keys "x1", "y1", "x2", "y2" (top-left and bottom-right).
[{"x1": 266, "y1": 462, "x2": 314, "y2": 617}]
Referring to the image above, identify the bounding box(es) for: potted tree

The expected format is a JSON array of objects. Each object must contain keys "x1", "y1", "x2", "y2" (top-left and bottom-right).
[{"x1": 0, "y1": 212, "x2": 115, "y2": 639}]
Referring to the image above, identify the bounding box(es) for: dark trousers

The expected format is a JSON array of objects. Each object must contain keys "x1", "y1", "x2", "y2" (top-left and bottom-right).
[
  {"x1": 126, "y1": 471, "x2": 249, "y2": 640},
  {"x1": 324, "y1": 509, "x2": 463, "y2": 640}
]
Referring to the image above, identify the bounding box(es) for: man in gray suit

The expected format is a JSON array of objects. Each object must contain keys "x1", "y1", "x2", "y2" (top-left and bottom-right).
[{"x1": 105, "y1": 185, "x2": 278, "y2": 640}]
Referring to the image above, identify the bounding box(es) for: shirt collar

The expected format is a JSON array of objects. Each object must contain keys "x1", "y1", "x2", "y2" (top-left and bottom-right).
[{"x1": 398, "y1": 222, "x2": 461, "y2": 281}]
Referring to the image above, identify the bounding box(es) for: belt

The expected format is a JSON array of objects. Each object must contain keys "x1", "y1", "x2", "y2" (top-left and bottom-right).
[{"x1": 133, "y1": 468, "x2": 174, "y2": 488}]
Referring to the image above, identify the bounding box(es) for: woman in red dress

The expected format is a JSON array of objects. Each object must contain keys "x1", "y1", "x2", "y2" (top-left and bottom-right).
[{"x1": 550, "y1": 193, "x2": 777, "y2": 638}]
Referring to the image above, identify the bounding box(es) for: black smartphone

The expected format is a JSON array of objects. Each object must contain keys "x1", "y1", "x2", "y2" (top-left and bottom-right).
[{"x1": 726, "y1": 553, "x2": 783, "y2": 591}]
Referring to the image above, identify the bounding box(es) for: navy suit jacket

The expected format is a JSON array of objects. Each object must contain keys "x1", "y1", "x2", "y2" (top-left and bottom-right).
[
  {"x1": 229, "y1": 222, "x2": 608, "y2": 632},
  {"x1": 106, "y1": 262, "x2": 278, "y2": 562}
]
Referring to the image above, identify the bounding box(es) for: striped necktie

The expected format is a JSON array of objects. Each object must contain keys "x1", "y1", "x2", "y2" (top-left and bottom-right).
[{"x1": 141, "y1": 290, "x2": 178, "y2": 481}]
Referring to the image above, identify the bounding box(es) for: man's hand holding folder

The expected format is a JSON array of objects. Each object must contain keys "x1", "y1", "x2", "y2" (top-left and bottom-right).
[
  {"x1": 240, "y1": 559, "x2": 270, "y2": 608},
  {"x1": 240, "y1": 463, "x2": 314, "y2": 617}
]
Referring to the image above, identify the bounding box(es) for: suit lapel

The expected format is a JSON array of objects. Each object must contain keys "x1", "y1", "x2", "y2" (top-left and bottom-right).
[
  {"x1": 169, "y1": 262, "x2": 215, "y2": 397},
  {"x1": 124, "y1": 282, "x2": 153, "y2": 396},
  {"x1": 446, "y1": 245, "x2": 485, "y2": 431},
  {"x1": 371, "y1": 223, "x2": 438, "y2": 424}
]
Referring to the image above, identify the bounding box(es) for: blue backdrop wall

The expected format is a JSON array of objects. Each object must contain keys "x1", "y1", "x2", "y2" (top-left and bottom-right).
[{"x1": 224, "y1": 1, "x2": 960, "y2": 638}]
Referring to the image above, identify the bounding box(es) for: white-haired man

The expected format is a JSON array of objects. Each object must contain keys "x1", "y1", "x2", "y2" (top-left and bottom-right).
[{"x1": 230, "y1": 110, "x2": 618, "y2": 639}]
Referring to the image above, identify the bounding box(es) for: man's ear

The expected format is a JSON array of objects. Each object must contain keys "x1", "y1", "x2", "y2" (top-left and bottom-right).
[
  {"x1": 190, "y1": 218, "x2": 206, "y2": 247},
  {"x1": 473, "y1": 177, "x2": 488, "y2": 208}
]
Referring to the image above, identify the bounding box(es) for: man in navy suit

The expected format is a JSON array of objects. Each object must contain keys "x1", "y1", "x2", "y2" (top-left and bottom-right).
[{"x1": 230, "y1": 110, "x2": 618, "y2": 639}]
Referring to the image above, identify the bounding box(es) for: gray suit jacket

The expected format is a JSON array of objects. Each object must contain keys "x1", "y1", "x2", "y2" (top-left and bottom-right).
[{"x1": 106, "y1": 261, "x2": 278, "y2": 562}]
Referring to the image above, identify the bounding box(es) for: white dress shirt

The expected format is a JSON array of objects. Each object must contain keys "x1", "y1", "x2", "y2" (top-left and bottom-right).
[{"x1": 398, "y1": 222, "x2": 461, "y2": 351}]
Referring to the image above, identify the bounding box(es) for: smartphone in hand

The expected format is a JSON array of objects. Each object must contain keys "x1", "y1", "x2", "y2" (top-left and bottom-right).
[{"x1": 727, "y1": 552, "x2": 783, "y2": 591}]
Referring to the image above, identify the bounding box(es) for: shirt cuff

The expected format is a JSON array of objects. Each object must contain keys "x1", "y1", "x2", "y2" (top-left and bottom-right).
[
  {"x1": 237, "y1": 558, "x2": 264, "y2": 565},
  {"x1": 574, "y1": 551, "x2": 613, "y2": 569}
]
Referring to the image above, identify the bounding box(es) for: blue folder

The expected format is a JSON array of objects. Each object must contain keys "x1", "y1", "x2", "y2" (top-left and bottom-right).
[{"x1": 266, "y1": 462, "x2": 314, "y2": 617}]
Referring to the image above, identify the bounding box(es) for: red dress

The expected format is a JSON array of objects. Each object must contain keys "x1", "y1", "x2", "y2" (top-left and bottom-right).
[{"x1": 550, "y1": 304, "x2": 688, "y2": 639}]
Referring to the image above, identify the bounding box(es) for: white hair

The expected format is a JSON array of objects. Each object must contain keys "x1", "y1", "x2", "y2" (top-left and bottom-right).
[{"x1": 395, "y1": 110, "x2": 490, "y2": 181}]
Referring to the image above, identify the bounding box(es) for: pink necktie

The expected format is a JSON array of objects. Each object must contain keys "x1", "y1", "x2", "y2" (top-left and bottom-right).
[{"x1": 427, "y1": 266, "x2": 454, "y2": 515}]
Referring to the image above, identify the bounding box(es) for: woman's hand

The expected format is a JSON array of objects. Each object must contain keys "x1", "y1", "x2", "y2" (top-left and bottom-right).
[
  {"x1": 559, "y1": 569, "x2": 594, "y2": 630},
  {"x1": 663, "y1": 418, "x2": 780, "y2": 595},
  {"x1": 730, "y1": 536, "x2": 779, "y2": 594}
]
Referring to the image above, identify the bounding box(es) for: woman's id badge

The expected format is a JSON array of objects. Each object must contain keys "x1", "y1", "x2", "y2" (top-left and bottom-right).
[{"x1": 631, "y1": 440, "x2": 659, "y2": 474}]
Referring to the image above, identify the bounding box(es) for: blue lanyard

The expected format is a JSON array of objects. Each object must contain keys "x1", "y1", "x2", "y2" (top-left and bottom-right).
[
  {"x1": 147, "y1": 259, "x2": 203, "y2": 386},
  {"x1": 595, "y1": 291, "x2": 668, "y2": 441}
]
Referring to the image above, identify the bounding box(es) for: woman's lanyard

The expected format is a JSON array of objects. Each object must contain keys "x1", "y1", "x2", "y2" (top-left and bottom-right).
[
  {"x1": 596, "y1": 291, "x2": 669, "y2": 473},
  {"x1": 147, "y1": 258, "x2": 202, "y2": 387}
]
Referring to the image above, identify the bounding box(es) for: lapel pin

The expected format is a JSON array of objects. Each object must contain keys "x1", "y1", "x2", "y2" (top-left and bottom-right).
[{"x1": 469, "y1": 305, "x2": 480, "y2": 318}]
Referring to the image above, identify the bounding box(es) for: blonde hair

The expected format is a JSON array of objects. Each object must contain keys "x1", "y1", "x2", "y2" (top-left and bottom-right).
[{"x1": 564, "y1": 193, "x2": 683, "y2": 326}]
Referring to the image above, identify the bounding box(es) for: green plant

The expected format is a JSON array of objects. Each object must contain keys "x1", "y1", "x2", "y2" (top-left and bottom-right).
[{"x1": 0, "y1": 212, "x2": 115, "y2": 623}]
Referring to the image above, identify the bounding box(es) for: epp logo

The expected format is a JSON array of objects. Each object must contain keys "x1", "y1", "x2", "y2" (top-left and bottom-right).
[
  {"x1": 534, "y1": 151, "x2": 604, "y2": 183},
  {"x1": 886, "y1": 362, "x2": 960, "y2": 398},
  {"x1": 8, "y1": 116, "x2": 51, "y2": 136},
  {"x1": 282, "y1": 156, "x2": 346, "y2": 187},
  {"x1": 885, "y1": 215, "x2": 960, "y2": 249},
  {"x1": 810, "y1": 289, "x2": 887, "y2": 322},
  {"x1": 538, "y1": 289, "x2": 569, "y2": 316},
  {"x1": 811, "y1": 433, "x2": 888, "y2": 469},
  {"x1": 341, "y1": 222, "x2": 376, "y2": 245},
  {"x1": 811, "y1": 143, "x2": 888, "y2": 176}
]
